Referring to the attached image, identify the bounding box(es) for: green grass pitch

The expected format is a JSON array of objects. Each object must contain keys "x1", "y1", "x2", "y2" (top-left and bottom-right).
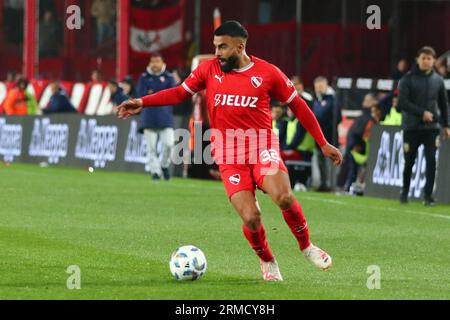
[{"x1": 0, "y1": 163, "x2": 449, "y2": 300}]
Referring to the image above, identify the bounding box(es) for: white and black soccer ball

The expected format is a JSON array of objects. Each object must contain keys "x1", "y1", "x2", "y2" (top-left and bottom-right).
[{"x1": 169, "y1": 245, "x2": 207, "y2": 281}]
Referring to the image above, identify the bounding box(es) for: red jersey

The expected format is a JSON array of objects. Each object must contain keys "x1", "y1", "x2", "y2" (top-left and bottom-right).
[{"x1": 181, "y1": 56, "x2": 297, "y2": 164}]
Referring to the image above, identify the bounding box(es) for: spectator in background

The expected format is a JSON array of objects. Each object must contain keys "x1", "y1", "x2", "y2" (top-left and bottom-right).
[
  {"x1": 312, "y1": 76, "x2": 341, "y2": 191},
  {"x1": 291, "y1": 76, "x2": 314, "y2": 107},
  {"x1": 171, "y1": 69, "x2": 192, "y2": 133},
  {"x1": 343, "y1": 104, "x2": 383, "y2": 195},
  {"x1": 91, "y1": 69, "x2": 103, "y2": 83},
  {"x1": 120, "y1": 76, "x2": 137, "y2": 98},
  {"x1": 91, "y1": 0, "x2": 116, "y2": 46},
  {"x1": 184, "y1": 31, "x2": 197, "y2": 71},
  {"x1": 381, "y1": 90, "x2": 402, "y2": 126},
  {"x1": 436, "y1": 64, "x2": 448, "y2": 78},
  {"x1": 108, "y1": 80, "x2": 129, "y2": 106},
  {"x1": 398, "y1": 46, "x2": 450, "y2": 206},
  {"x1": 25, "y1": 89, "x2": 39, "y2": 115},
  {"x1": 337, "y1": 93, "x2": 379, "y2": 191},
  {"x1": 391, "y1": 58, "x2": 409, "y2": 80},
  {"x1": 3, "y1": 78, "x2": 29, "y2": 115},
  {"x1": 39, "y1": 10, "x2": 62, "y2": 58},
  {"x1": 281, "y1": 107, "x2": 316, "y2": 191},
  {"x1": 171, "y1": 68, "x2": 193, "y2": 178},
  {"x1": 137, "y1": 53, "x2": 177, "y2": 181},
  {"x1": 43, "y1": 82, "x2": 77, "y2": 114},
  {"x1": 271, "y1": 101, "x2": 288, "y2": 145},
  {"x1": 436, "y1": 50, "x2": 450, "y2": 78}
]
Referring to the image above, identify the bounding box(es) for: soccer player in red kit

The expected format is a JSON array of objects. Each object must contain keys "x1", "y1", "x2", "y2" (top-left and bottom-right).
[{"x1": 118, "y1": 21, "x2": 343, "y2": 281}]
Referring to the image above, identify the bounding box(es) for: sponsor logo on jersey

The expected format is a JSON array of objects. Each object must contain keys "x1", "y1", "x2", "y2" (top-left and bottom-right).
[
  {"x1": 214, "y1": 94, "x2": 258, "y2": 108},
  {"x1": 229, "y1": 174, "x2": 241, "y2": 185},
  {"x1": 214, "y1": 75, "x2": 224, "y2": 83},
  {"x1": 251, "y1": 76, "x2": 263, "y2": 88}
]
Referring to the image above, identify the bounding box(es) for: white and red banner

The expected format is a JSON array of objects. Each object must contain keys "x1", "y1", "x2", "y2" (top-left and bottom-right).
[{"x1": 129, "y1": 3, "x2": 184, "y2": 75}]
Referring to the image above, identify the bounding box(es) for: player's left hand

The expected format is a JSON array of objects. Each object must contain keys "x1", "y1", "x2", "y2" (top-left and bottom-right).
[{"x1": 321, "y1": 143, "x2": 343, "y2": 166}]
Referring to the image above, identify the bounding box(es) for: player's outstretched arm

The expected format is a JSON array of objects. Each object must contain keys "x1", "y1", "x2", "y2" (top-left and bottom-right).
[
  {"x1": 288, "y1": 95, "x2": 343, "y2": 166},
  {"x1": 117, "y1": 85, "x2": 192, "y2": 119}
]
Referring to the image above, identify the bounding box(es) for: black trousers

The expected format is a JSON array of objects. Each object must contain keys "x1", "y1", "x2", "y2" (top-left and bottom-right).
[{"x1": 402, "y1": 129, "x2": 440, "y2": 198}]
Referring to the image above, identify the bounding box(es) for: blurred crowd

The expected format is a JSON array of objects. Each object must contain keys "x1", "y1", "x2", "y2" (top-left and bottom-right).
[{"x1": 1, "y1": 47, "x2": 449, "y2": 193}]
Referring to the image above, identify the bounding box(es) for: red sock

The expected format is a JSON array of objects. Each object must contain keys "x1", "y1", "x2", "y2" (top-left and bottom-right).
[
  {"x1": 282, "y1": 199, "x2": 311, "y2": 250},
  {"x1": 242, "y1": 224, "x2": 274, "y2": 262}
]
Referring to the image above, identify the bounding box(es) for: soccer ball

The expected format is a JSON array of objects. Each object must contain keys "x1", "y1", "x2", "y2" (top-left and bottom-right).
[{"x1": 169, "y1": 245, "x2": 207, "y2": 281}]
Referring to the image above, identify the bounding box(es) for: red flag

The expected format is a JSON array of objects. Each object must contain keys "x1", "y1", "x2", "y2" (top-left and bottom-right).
[{"x1": 129, "y1": 3, "x2": 184, "y2": 77}]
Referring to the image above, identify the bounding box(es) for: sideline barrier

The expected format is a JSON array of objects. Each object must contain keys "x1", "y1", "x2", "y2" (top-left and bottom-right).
[
  {"x1": 1, "y1": 117, "x2": 449, "y2": 204},
  {"x1": 0, "y1": 115, "x2": 151, "y2": 173},
  {"x1": 365, "y1": 125, "x2": 450, "y2": 204}
]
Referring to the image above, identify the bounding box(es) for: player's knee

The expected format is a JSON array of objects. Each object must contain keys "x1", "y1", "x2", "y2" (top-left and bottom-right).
[
  {"x1": 275, "y1": 192, "x2": 294, "y2": 209},
  {"x1": 242, "y1": 209, "x2": 261, "y2": 230}
]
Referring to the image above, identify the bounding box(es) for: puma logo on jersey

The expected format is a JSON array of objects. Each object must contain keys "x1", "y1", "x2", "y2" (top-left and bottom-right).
[
  {"x1": 215, "y1": 75, "x2": 224, "y2": 83},
  {"x1": 214, "y1": 94, "x2": 258, "y2": 108},
  {"x1": 229, "y1": 174, "x2": 241, "y2": 185},
  {"x1": 251, "y1": 76, "x2": 263, "y2": 88}
]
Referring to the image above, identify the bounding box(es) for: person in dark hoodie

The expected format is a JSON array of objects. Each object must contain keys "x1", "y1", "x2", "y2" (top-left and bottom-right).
[
  {"x1": 43, "y1": 82, "x2": 77, "y2": 114},
  {"x1": 312, "y1": 76, "x2": 341, "y2": 191},
  {"x1": 108, "y1": 80, "x2": 129, "y2": 106},
  {"x1": 398, "y1": 46, "x2": 450, "y2": 206},
  {"x1": 137, "y1": 53, "x2": 177, "y2": 181},
  {"x1": 337, "y1": 93, "x2": 379, "y2": 191}
]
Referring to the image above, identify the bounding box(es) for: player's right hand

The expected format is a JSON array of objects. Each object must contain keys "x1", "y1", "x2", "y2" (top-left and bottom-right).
[{"x1": 117, "y1": 98, "x2": 143, "y2": 119}]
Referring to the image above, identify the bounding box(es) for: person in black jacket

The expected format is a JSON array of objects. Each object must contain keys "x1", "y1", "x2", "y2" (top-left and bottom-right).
[
  {"x1": 398, "y1": 46, "x2": 450, "y2": 206},
  {"x1": 43, "y1": 82, "x2": 77, "y2": 114},
  {"x1": 108, "y1": 80, "x2": 129, "y2": 106}
]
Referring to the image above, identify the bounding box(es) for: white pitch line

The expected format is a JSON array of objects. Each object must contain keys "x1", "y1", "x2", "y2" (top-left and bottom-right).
[{"x1": 301, "y1": 195, "x2": 450, "y2": 221}]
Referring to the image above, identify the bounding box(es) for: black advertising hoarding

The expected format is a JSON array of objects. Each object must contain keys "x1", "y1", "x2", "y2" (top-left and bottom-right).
[
  {"x1": 0, "y1": 115, "x2": 150, "y2": 173},
  {"x1": 1, "y1": 117, "x2": 449, "y2": 204},
  {"x1": 365, "y1": 125, "x2": 450, "y2": 204}
]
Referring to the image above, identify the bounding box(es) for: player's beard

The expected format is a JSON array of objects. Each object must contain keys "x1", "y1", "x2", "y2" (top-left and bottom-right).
[{"x1": 219, "y1": 55, "x2": 239, "y2": 73}]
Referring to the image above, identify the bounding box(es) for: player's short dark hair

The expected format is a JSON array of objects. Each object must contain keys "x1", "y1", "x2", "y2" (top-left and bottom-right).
[
  {"x1": 417, "y1": 46, "x2": 436, "y2": 58},
  {"x1": 214, "y1": 21, "x2": 248, "y2": 40}
]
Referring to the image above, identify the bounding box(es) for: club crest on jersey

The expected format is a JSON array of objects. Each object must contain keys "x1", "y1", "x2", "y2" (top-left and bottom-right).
[
  {"x1": 251, "y1": 76, "x2": 263, "y2": 88},
  {"x1": 286, "y1": 79, "x2": 294, "y2": 87},
  {"x1": 229, "y1": 174, "x2": 241, "y2": 185}
]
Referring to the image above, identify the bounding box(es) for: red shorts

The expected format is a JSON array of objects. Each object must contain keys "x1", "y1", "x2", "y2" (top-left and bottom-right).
[{"x1": 218, "y1": 149, "x2": 288, "y2": 200}]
